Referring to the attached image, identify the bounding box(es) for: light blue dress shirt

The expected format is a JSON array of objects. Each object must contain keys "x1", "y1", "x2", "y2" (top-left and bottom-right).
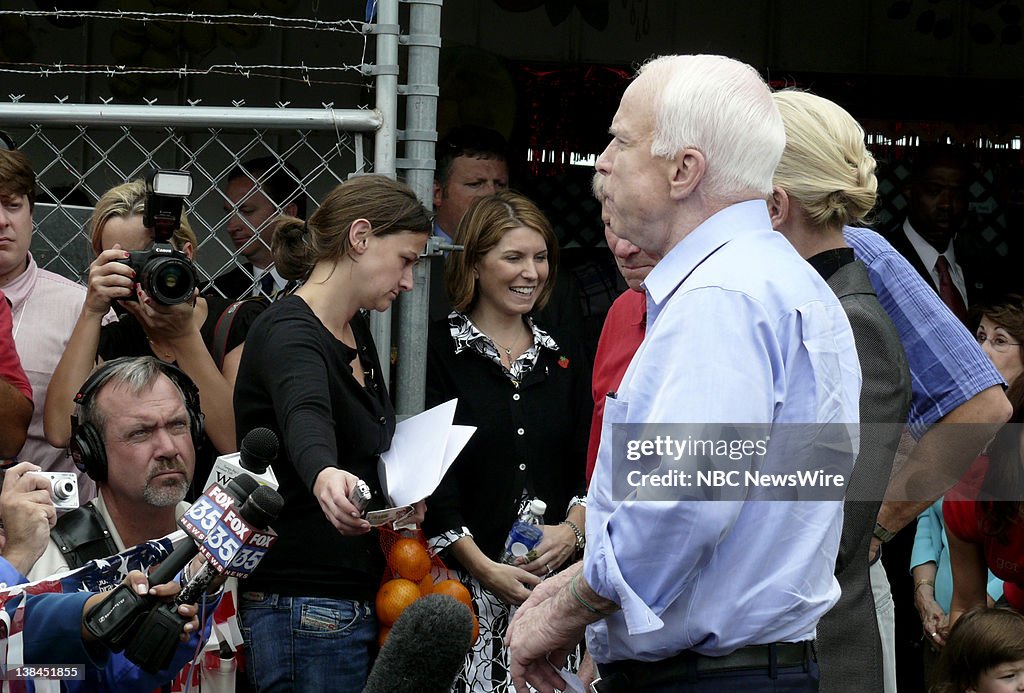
[{"x1": 585, "y1": 200, "x2": 862, "y2": 663}]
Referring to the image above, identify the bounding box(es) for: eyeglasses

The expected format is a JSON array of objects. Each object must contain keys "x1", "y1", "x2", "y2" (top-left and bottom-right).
[{"x1": 975, "y1": 331, "x2": 1022, "y2": 353}]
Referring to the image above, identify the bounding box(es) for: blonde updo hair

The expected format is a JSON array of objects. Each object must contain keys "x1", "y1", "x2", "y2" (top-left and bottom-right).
[
  {"x1": 271, "y1": 174, "x2": 432, "y2": 281},
  {"x1": 89, "y1": 179, "x2": 198, "y2": 256},
  {"x1": 772, "y1": 89, "x2": 877, "y2": 230}
]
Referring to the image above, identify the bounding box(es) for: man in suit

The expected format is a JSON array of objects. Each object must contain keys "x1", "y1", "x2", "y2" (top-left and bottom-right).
[
  {"x1": 885, "y1": 145, "x2": 1011, "y2": 322},
  {"x1": 206, "y1": 157, "x2": 306, "y2": 301}
]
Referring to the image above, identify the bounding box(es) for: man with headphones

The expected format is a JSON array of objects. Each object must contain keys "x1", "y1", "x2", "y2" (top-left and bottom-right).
[{"x1": 29, "y1": 355, "x2": 202, "y2": 578}]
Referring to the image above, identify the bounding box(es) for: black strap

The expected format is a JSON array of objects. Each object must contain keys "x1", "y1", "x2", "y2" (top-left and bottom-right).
[
  {"x1": 49, "y1": 502, "x2": 119, "y2": 569},
  {"x1": 211, "y1": 297, "x2": 266, "y2": 369}
]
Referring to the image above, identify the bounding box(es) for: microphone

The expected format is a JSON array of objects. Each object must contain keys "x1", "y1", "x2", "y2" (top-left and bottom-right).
[
  {"x1": 147, "y1": 473, "x2": 260, "y2": 588},
  {"x1": 363, "y1": 594, "x2": 474, "y2": 693},
  {"x1": 82, "y1": 474, "x2": 260, "y2": 650},
  {"x1": 205, "y1": 427, "x2": 280, "y2": 492},
  {"x1": 125, "y1": 485, "x2": 285, "y2": 673},
  {"x1": 175, "y1": 485, "x2": 284, "y2": 604}
]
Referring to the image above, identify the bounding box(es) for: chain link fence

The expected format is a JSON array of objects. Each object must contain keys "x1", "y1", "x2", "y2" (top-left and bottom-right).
[{"x1": 4, "y1": 109, "x2": 372, "y2": 293}]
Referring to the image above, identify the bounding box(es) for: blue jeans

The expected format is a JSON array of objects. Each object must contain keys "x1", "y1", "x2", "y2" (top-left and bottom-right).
[{"x1": 239, "y1": 592, "x2": 377, "y2": 692}]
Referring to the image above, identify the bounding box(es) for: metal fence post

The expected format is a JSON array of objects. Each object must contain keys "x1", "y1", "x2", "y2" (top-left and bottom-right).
[
  {"x1": 396, "y1": 0, "x2": 443, "y2": 417},
  {"x1": 369, "y1": 0, "x2": 401, "y2": 387}
]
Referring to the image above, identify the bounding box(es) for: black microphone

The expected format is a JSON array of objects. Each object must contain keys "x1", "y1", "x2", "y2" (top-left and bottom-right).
[
  {"x1": 206, "y1": 428, "x2": 280, "y2": 491},
  {"x1": 147, "y1": 473, "x2": 260, "y2": 588},
  {"x1": 83, "y1": 473, "x2": 260, "y2": 650},
  {"x1": 175, "y1": 486, "x2": 284, "y2": 605},
  {"x1": 125, "y1": 486, "x2": 286, "y2": 673},
  {"x1": 363, "y1": 594, "x2": 474, "y2": 693},
  {"x1": 240, "y1": 427, "x2": 278, "y2": 474}
]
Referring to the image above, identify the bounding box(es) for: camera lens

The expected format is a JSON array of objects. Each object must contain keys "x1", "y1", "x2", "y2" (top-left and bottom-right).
[
  {"x1": 53, "y1": 478, "x2": 77, "y2": 502},
  {"x1": 141, "y1": 256, "x2": 198, "y2": 305}
]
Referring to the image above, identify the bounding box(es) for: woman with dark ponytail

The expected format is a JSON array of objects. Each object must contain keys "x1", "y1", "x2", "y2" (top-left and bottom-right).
[{"x1": 233, "y1": 174, "x2": 432, "y2": 690}]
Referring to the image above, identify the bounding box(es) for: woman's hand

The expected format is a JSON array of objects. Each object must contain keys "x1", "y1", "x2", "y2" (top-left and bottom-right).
[
  {"x1": 914, "y1": 586, "x2": 948, "y2": 649},
  {"x1": 517, "y1": 523, "x2": 577, "y2": 577},
  {"x1": 312, "y1": 467, "x2": 371, "y2": 536},
  {"x1": 121, "y1": 286, "x2": 199, "y2": 347},
  {"x1": 478, "y1": 561, "x2": 542, "y2": 606},
  {"x1": 84, "y1": 245, "x2": 135, "y2": 315}
]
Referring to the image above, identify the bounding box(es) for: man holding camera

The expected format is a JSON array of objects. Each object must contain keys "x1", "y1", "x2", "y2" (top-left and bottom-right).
[
  {"x1": 31, "y1": 357, "x2": 196, "y2": 579},
  {"x1": 0, "y1": 461, "x2": 206, "y2": 689}
]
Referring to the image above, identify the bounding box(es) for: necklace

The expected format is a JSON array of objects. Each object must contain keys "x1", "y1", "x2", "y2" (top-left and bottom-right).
[{"x1": 489, "y1": 332, "x2": 522, "y2": 357}]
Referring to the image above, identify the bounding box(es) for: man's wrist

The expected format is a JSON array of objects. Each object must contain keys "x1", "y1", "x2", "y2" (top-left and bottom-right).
[{"x1": 873, "y1": 521, "x2": 898, "y2": 543}]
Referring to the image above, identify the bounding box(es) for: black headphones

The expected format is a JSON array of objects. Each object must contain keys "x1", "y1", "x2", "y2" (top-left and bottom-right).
[{"x1": 69, "y1": 358, "x2": 204, "y2": 482}]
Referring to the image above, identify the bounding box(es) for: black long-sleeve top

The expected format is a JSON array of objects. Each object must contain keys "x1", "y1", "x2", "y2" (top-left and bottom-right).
[
  {"x1": 233, "y1": 297, "x2": 394, "y2": 600},
  {"x1": 423, "y1": 317, "x2": 591, "y2": 569}
]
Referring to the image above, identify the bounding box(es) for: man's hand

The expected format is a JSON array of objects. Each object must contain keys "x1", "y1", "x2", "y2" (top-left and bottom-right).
[
  {"x1": 0, "y1": 462, "x2": 57, "y2": 575},
  {"x1": 81, "y1": 570, "x2": 200, "y2": 644}
]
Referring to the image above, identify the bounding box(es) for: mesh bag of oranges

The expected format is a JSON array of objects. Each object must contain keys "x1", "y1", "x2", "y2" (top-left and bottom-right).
[{"x1": 376, "y1": 527, "x2": 478, "y2": 647}]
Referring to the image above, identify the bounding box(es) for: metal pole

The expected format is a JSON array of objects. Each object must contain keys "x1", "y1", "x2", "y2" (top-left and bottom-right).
[
  {"x1": 369, "y1": 0, "x2": 401, "y2": 387},
  {"x1": 0, "y1": 103, "x2": 381, "y2": 131},
  {"x1": 396, "y1": 0, "x2": 443, "y2": 417}
]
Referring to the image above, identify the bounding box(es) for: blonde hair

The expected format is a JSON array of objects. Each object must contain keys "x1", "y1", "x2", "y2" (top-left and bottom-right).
[
  {"x1": 89, "y1": 179, "x2": 198, "y2": 256},
  {"x1": 445, "y1": 191, "x2": 559, "y2": 313},
  {"x1": 772, "y1": 89, "x2": 877, "y2": 230}
]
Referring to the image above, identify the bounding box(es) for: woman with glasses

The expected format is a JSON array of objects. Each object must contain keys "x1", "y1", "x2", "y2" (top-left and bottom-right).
[
  {"x1": 944, "y1": 295, "x2": 1024, "y2": 628},
  {"x1": 908, "y1": 302, "x2": 1014, "y2": 684}
]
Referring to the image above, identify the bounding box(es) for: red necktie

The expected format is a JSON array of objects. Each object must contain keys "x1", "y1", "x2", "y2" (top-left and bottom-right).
[{"x1": 935, "y1": 255, "x2": 968, "y2": 323}]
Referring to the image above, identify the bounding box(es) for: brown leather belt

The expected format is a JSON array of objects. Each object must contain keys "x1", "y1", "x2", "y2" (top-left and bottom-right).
[{"x1": 594, "y1": 641, "x2": 815, "y2": 691}]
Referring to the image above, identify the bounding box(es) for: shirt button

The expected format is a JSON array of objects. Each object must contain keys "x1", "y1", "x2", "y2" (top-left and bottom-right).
[
  {"x1": 517, "y1": 428, "x2": 525, "y2": 435},
  {"x1": 519, "y1": 463, "x2": 526, "y2": 471},
  {"x1": 379, "y1": 416, "x2": 386, "y2": 424},
  {"x1": 512, "y1": 393, "x2": 520, "y2": 401}
]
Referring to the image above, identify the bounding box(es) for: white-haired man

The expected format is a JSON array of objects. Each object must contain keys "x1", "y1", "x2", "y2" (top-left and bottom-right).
[{"x1": 507, "y1": 54, "x2": 863, "y2": 693}]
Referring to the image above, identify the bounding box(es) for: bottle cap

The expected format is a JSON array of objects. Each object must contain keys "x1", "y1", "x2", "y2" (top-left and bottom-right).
[{"x1": 530, "y1": 499, "x2": 547, "y2": 515}]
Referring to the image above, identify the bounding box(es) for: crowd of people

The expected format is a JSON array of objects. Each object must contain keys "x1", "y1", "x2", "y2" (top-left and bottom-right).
[{"x1": 2, "y1": 52, "x2": 1024, "y2": 693}]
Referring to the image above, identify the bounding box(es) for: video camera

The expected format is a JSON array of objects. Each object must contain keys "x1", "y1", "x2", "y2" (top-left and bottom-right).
[{"x1": 117, "y1": 170, "x2": 199, "y2": 306}]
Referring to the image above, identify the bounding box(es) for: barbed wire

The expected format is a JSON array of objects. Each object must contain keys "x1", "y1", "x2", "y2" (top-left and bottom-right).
[
  {"x1": 0, "y1": 9, "x2": 367, "y2": 34},
  {"x1": 0, "y1": 61, "x2": 371, "y2": 83}
]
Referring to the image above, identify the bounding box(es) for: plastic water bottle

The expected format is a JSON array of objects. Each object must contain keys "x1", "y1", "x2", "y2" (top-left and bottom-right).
[{"x1": 500, "y1": 499, "x2": 547, "y2": 565}]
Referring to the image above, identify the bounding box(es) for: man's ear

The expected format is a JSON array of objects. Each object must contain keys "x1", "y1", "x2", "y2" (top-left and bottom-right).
[
  {"x1": 348, "y1": 219, "x2": 373, "y2": 253},
  {"x1": 432, "y1": 180, "x2": 444, "y2": 211},
  {"x1": 667, "y1": 148, "x2": 705, "y2": 201},
  {"x1": 284, "y1": 201, "x2": 298, "y2": 219},
  {"x1": 768, "y1": 186, "x2": 790, "y2": 230},
  {"x1": 181, "y1": 241, "x2": 195, "y2": 260}
]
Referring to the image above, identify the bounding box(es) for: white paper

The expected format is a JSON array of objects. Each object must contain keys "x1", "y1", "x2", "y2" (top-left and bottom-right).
[
  {"x1": 378, "y1": 399, "x2": 475, "y2": 506},
  {"x1": 557, "y1": 669, "x2": 588, "y2": 693}
]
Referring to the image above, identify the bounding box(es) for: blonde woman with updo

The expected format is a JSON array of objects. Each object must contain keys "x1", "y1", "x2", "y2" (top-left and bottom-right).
[
  {"x1": 233, "y1": 174, "x2": 431, "y2": 691},
  {"x1": 769, "y1": 88, "x2": 912, "y2": 693}
]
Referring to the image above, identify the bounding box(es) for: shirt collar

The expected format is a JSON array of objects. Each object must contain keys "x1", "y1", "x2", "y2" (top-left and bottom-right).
[
  {"x1": 1, "y1": 251, "x2": 38, "y2": 311},
  {"x1": 643, "y1": 199, "x2": 771, "y2": 326},
  {"x1": 903, "y1": 219, "x2": 956, "y2": 271},
  {"x1": 448, "y1": 311, "x2": 559, "y2": 355}
]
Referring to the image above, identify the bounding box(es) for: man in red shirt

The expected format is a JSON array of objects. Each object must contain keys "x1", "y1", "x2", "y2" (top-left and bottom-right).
[{"x1": 585, "y1": 175, "x2": 659, "y2": 483}]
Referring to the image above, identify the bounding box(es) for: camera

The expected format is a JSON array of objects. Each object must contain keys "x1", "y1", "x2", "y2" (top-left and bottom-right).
[
  {"x1": 117, "y1": 170, "x2": 199, "y2": 306},
  {"x1": 27, "y1": 471, "x2": 79, "y2": 511}
]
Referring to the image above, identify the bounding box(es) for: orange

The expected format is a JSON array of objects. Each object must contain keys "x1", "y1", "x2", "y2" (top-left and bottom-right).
[
  {"x1": 375, "y1": 578, "x2": 421, "y2": 626},
  {"x1": 470, "y1": 613, "x2": 479, "y2": 645},
  {"x1": 378, "y1": 625, "x2": 390, "y2": 648},
  {"x1": 388, "y1": 538, "x2": 431, "y2": 582},
  {"x1": 432, "y1": 579, "x2": 473, "y2": 610},
  {"x1": 418, "y1": 572, "x2": 435, "y2": 595}
]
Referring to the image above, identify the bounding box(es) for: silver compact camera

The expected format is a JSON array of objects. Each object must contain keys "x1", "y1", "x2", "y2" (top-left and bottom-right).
[{"x1": 28, "y1": 471, "x2": 79, "y2": 511}]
